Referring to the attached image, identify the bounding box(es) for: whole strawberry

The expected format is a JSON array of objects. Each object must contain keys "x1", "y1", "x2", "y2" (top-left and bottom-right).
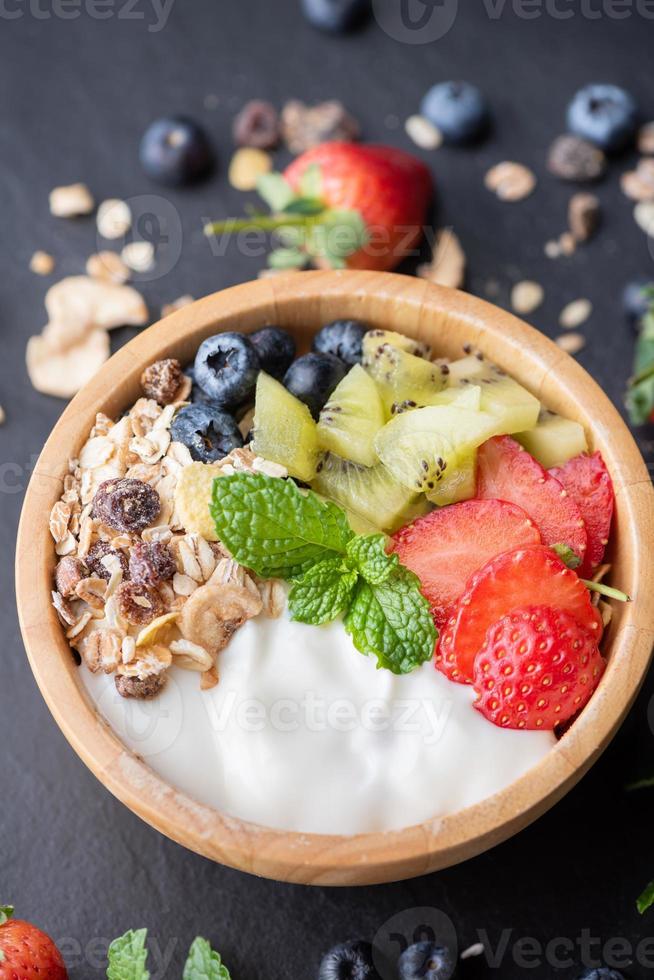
[
  {"x1": 473, "y1": 604, "x2": 605, "y2": 730},
  {"x1": 0, "y1": 906, "x2": 68, "y2": 980}
]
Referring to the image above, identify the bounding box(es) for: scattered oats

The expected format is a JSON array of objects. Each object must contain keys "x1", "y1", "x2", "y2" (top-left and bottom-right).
[
  {"x1": 0, "y1": 405, "x2": 6, "y2": 425},
  {"x1": 417, "y1": 227, "x2": 466, "y2": 290},
  {"x1": 27, "y1": 328, "x2": 110, "y2": 398},
  {"x1": 121, "y1": 241, "x2": 155, "y2": 273},
  {"x1": 228, "y1": 147, "x2": 273, "y2": 191},
  {"x1": 484, "y1": 162, "x2": 536, "y2": 202},
  {"x1": 556, "y1": 332, "x2": 586, "y2": 354},
  {"x1": 122, "y1": 635, "x2": 136, "y2": 664},
  {"x1": 258, "y1": 578, "x2": 286, "y2": 618},
  {"x1": 45, "y1": 276, "x2": 148, "y2": 331},
  {"x1": 30, "y1": 251, "x2": 55, "y2": 276},
  {"x1": 510, "y1": 280, "x2": 544, "y2": 315},
  {"x1": 173, "y1": 572, "x2": 199, "y2": 597},
  {"x1": 634, "y1": 201, "x2": 654, "y2": 238},
  {"x1": 200, "y1": 666, "x2": 219, "y2": 691},
  {"x1": 638, "y1": 122, "x2": 654, "y2": 156},
  {"x1": 252, "y1": 456, "x2": 288, "y2": 479},
  {"x1": 97, "y1": 198, "x2": 132, "y2": 239},
  {"x1": 568, "y1": 192, "x2": 601, "y2": 242},
  {"x1": 170, "y1": 637, "x2": 214, "y2": 672},
  {"x1": 161, "y1": 294, "x2": 194, "y2": 318},
  {"x1": 86, "y1": 250, "x2": 130, "y2": 283},
  {"x1": 558, "y1": 231, "x2": 577, "y2": 256},
  {"x1": 404, "y1": 114, "x2": 442, "y2": 150},
  {"x1": 49, "y1": 183, "x2": 94, "y2": 217},
  {"x1": 559, "y1": 298, "x2": 592, "y2": 329},
  {"x1": 621, "y1": 159, "x2": 654, "y2": 202},
  {"x1": 544, "y1": 239, "x2": 562, "y2": 259}
]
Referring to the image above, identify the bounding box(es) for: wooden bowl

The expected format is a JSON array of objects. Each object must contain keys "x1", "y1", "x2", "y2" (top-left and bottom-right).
[{"x1": 16, "y1": 271, "x2": 654, "y2": 886}]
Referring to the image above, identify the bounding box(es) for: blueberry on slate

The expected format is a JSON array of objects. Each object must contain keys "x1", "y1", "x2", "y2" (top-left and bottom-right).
[
  {"x1": 194, "y1": 332, "x2": 260, "y2": 410},
  {"x1": 578, "y1": 969, "x2": 625, "y2": 980},
  {"x1": 623, "y1": 278, "x2": 654, "y2": 325},
  {"x1": 249, "y1": 326, "x2": 296, "y2": 380},
  {"x1": 170, "y1": 404, "x2": 243, "y2": 462},
  {"x1": 313, "y1": 319, "x2": 366, "y2": 366},
  {"x1": 318, "y1": 940, "x2": 380, "y2": 980},
  {"x1": 567, "y1": 84, "x2": 638, "y2": 152},
  {"x1": 420, "y1": 82, "x2": 489, "y2": 144},
  {"x1": 301, "y1": 0, "x2": 370, "y2": 33},
  {"x1": 283, "y1": 352, "x2": 348, "y2": 419},
  {"x1": 398, "y1": 942, "x2": 457, "y2": 980},
  {"x1": 140, "y1": 116, "x2": 214, "y2": 186}
]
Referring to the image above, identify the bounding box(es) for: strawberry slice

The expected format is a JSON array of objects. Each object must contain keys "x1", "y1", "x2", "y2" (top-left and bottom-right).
[
  {"x1": 435, "y1": 545, "x2": 603, "y2": 683},
  {"x1": 391, "y1": 499, "x2": 541, "y2": 630},
  {"x1": 476, "y1": 435, "x2": 588, "y2": 564},
  {"x1": 550, "y1": 451, "x2": 614, "y2": 577}
]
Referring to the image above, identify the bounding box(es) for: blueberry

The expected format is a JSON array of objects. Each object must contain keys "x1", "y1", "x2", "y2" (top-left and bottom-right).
[
  {"x1": 283, "y1": 352, "x2": 347, "y2": 419},
  {"x1": 623, "y1": 278, "x2": 654, "y2": 325},
  {"x1": 398, "y1": 941, "x2": 457, "y2": 980},
  {"x1": 249, "y1": 326, "x2": 296, "y2": 380},
  {"x1": 301, "y1": 0, "x2": 370, "y2": 33},
  {"x1": 194, "y1": 332, "x2": 260, "y2": 410},
  {"x1": 313, "y1": 319, "x2": 366, "y2": 366},
  {"x1": 170, "y1": 404, "x2": 243, "y2": 463},
  {"x1": 578, "y1": 969, "x2": 626, "y2": 980},
  {"x1": 318, "y1": 940, "x2": 380, "y2": 980},
  {"x1": 567, "y1": 84, "x2": 638, "y2": 152},
  {"x1": 140, "y1": 116, "x2": 214, "y2": 186},
  {"x1": 420, "y1": 82, "x2": 489, "y2": 144}
]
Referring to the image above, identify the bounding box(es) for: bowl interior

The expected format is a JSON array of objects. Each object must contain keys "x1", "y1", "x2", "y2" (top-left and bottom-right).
[{"x1": 16, "y1": 270, "x2": 654, "y2": 885}]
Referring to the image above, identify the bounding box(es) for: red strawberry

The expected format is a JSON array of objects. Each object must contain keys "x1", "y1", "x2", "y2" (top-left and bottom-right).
[
  {"x1": 435, "y1": 545, "x2": 603, "y2": 683},
  {"x1": 0, "y1": 908, "x2": 68, "y2": 979},
  {"x1": 550, "y1": 451, "x2": 614, "y2": 577},
  {"x1": 476, "y1": 435, "x2": 588, "y2": 564},
  {"x1": 284, "y1": 142, "x2": 433, "y2": 271},
  {"x1": 473, "y1": 604, "x2": 605, "y2": 730},
  {"x1": 391, "y1": 499, "x2": 541, "y2": 630}
]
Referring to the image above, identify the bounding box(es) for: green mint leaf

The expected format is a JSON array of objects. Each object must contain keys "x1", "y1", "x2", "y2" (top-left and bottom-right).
[
  {"x1": 256, "y1": 172, "x2": 295, "y2": 212},
  {"x1": 107, "y1": 929, "x2": 150, "y2": 980},
  {"x1": 626, "y1": 299, "x2": 654, "y2": 424},
  {"x1": 552, "y1": 543, "x2": 582, "y2": 569},
  {"x1": 298, "y1": 163, "x2": 322, "y2": 199},
  {"x1": 183, "y1": 937, "x2": 231, "y2": 980},
  {"x1": 346, "y1": 534, "x2": 398, "y2": 585},
  {"x1": 306, "y1": 209, "x2": 368, "y2": 266},
  {"x1": 626, "y1": 371, "x2": 654, "y2": 425},
  {"x1": 638, "y1": 880, "x2": 654, "y2": 914},
  {"x1": 283, "y1": 197, "x2": 325, "y2": 216},
  {"x1": 626, "y1": 775, "x2": 654, "y2": 790},
  {"x1": 0, "y1": 906, "x2": 13, "y2": 926},
  {"x1": 344, "y1": 567, "x2": 437, "y2": 674},
  {"x1": 210, "y1": 473, "x2": 354, "y2": 579},
  {"x1": 267, "y1": 247, "x2": 308, "y2": 270},
  {"x1": 289, "y1": 557, "x2": 359, "y2": 624}
]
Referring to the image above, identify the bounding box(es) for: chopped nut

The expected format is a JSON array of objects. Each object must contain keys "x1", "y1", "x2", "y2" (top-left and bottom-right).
[
  {"x1": 121, "y1": 241, "x2": 155, "y2": 273},
  {"x1": 558, "y1": 231, "x2": 577, "y2": 256},
  {"x1": 200, "y1": 666, "x2": 219, "y2": 690},
  {"x1": 404, "y1": 114, "x2": 442, "y2": 150},
  {"x1": 622, "y1": 159, "x2": 654, "y2": 202},
  {"x1": 634, "y1": 201, "x2": 654, "y2": 237},
  {"x1": 568, "y1": 193, "x2": 601, "y2": 242},
  {"x1": 170, "y1": 637, "x2": 214, "y2": 672},
  {"x1": 484, "y1": 162, "x2": 536, "y2": 202},
  {"x1": 78, "y1": 629, "x2": 122, "y2": 673},
  {"x1": 30, "y1": 251, "x2": 55, "y2": 276},
  {"x1": 638, "y1": 122, "x2": 654, "y2": 156},
  {"x1": 555, "y1": 332, "x2": 586, "y2": 354},
  {"x1": 86, "y1": 251, "x2": 130, "y2": 283},
  {"x1": 55, "y1": 556, "x2": 87, "y2": 596},
  {"x1": 52, "y1": 590, "x2": 77, "y2": 627},
  {"x1": 75, "y1": 576, "x2": 108, "y2": 611},
  {"x1": 27, "y1": 328, "x2": 110, "y2": 399},
  {"x1": 179, "y1": 581, "x2": 262, "y2": 656},
  {"x1": 97, "y1": 198, "x2": 132, "y2": 239},
  {"x1": 115, "y1": 672, "x2": 167, "y2": 700},
  {"x1": 251, "y1": 456, "x2": 288, "y2": 479},
  {"x1": 417, "y1": 228, "x2": 465, "y2": 289},
  {"x1": 228, "y1": 147, "x2": 273, "y2": 191},
  {"x1": 141, "y1": 358, "x2": 184, "y2": 405},
  {"x1": 559, "y1": 298, "x2": 592, "y2": 330},
  {"x1": 281, "y1": 99, "x2": 359, "y2": 154},
  {"x1": 233, "y1": 100, "x2": 280, "y2": 149},
  {"x1": 49, "y1": 183, "x2": 94, "y2": 217},
  {"x1": 161, "y1": 295, "x2": 194, "y2": 318},
  {"x1": 510, "y1": 281, "x2": 544, "y2": 316},
  {"x1": 547, "y1": 135, "x2": 606, "y2": 182}
]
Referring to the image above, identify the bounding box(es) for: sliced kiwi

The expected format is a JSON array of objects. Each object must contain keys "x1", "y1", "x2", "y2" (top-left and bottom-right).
[
  {"x1": 446, "y1": 354, "x2": 540, "y2": 434},
  {"x1": 317, "y1": 364, "x2": 385, "y2": 467},
  {"x1": 311, "y1": 453, "x2": 428, "y2": 533},
  {"x1": 516, "y1": 410, "x2": 588, "y2": 469},
  {"x1": 363, "y1": 343, "x2": 448, "y2": 416},
  {"x1": 374, "y1": 405, "x2": 498, "y2": 492},
  {"x1": 362, "y1": 329, "x2": 432, "y2": 362},
  {"x1": 425, "y1": 453, "x2": 477, "y2": 507},
  {"x1": 252, "y1": 372, "x2": 319, "y2": 482}
]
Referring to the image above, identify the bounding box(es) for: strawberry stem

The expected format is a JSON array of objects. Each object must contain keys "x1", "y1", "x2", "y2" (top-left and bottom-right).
[
  {"x1": 0, "y1": 907, "x2": 14, "y2": 926},
  {"x1": 582, "y1": 579, "x2": 631, "y2": 602},
  {"x1": 204, "y1": 213, "x2": 322, "y2": 236}
]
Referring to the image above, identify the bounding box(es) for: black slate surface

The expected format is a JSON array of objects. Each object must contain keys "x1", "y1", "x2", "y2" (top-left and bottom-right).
[{"x1": 2, "y1": 3, "x2": 654, "y2": 978}]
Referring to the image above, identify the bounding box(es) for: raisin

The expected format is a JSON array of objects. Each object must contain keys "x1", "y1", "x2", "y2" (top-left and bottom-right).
[
  {"x1": 280, "y1": 99, "x2": 359, "y2": 154},
  {"x1": 115, "y1": 673, "x2": 167, "y2": 700},
  {"x1": 129, "y1": 540, "x2": 176, "y2": 587},
  {"x1": 116, "y1": 581, "x2": 164, "y2": 626},
  {"x1": 233, "y1": 100, "x2": 280, "y2": 150},
  {"x1": 92, "y1": 478, "x2": 160, "y2": 533},
  {"x1": 86, "y1": 540, "x2": 129, "y2": 581},
  {"x1": 568, "y1": 192, "x2": 601, "y2": 242},
  {"x1": 140, "y1": 358, "x2": 183, "y2": 405},
  {"x1": 55, "y1": 556, "x2": 88, "y2": 596},
  {"x1": 547, "y1": 134, "x2": 606, "y2": 182}
]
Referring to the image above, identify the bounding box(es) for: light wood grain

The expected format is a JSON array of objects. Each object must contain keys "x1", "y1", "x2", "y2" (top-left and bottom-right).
[{"x1": 15, "y1": 270, "x2": 654, "y2": 885}]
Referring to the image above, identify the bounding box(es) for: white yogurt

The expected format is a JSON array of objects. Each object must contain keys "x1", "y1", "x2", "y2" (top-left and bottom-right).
[{"x1": 83, "y1": 608, "x2": 555, "y2": 835}]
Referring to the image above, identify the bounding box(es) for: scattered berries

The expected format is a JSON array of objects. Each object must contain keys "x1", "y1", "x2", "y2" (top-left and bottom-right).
[
  {"x1": 578, "y1": 969, "x2": 626, "y2": 980},
  {"x1": 193, "y1": 332, "x2": 260, "y2": 409},
  {"x1": 283, "y1": 351, "x2": 348, "y2": 418},
  {"x1": 116, "y1": 581, "x2": 164, "y2": 626},
  {"x1": 301, "y1": 0, "x2": 370, "y2": 34},
  {"x1": 140, "y1": 358, "x2": 184, "y2": 405},
  {"x1": 139, "y1": 116, "x2": 214, "y2": 185},
  {"x1": 170, "y1": 403, "x2": 244, "y2": 463},
  {"x1": 128, "y1": 540, "x2": 176, "y2": 587},
  {"x1": 473, "y1": 604, "x2": 605, "y2": 730},
  {"x1": 313, "y1": 319, "x2": 366, "y2": 365},
  {"x1": 0, "y1": 908, "x2": 68, "y2": 980},
  {"x1": 249, "y1": 326, "x2": 296, "y2": 380},
  {"x1": 567, "y1": 84, "x2": 638, "y2": 152},
  {"x1": 420, "y1": 81, "x2": 489, "y2": 144},
  {"x1": 318, "y1": 940, "x2": 381, "y2": 980},
  {"x1": 233, "y1": 99, "x2": 280, "y2": 149},
  {"x1": 397, "y1": 941, "x2": 457, "y2": 980},
  {"x1": 550, "y1": 452, "x2": 614, "y2": 576},
  {"x1": 92, "y1": 478, "x2": 161, "y2": 534}
]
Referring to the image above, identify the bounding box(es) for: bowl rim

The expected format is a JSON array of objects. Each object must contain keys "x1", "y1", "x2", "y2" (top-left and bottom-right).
[{"x1": 16, "y1": 270, "x2": 654, "y2": 886}]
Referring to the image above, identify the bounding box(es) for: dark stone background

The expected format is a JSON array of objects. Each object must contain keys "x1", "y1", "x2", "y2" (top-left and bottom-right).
[{"x1": 2, "y1": 1, "x2": 654, "y2": 977}]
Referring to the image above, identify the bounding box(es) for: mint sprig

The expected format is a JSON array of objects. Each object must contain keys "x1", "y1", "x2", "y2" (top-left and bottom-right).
[
  {"x1": 638, "y1": 880, "x2": 654, "y2": 914},
  {"x1": 183, "y1": 937, "x2": 232, "y2": 979},
  {"x1": 211, "y1": 473, "x2": 437, "y2": 674},
  {"x1": 626, "y1": 288, "x2": 654, "y2": 425},
  {"x1": 107, "y1": 929, "x2": 150, "y2": 980}
]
